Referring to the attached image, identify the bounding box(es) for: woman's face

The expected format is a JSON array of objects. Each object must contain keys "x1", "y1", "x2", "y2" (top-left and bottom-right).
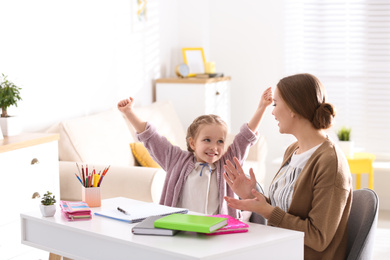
[{"x1": 272, "y1": 87, "x2": 295, "y2": 134}]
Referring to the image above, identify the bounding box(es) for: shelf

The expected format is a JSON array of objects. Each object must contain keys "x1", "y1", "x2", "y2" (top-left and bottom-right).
[
  {"x1": 0, "y1": 133, "x2": 60, "y2": 153},
  {"x1": 155, "y1": 77, "x2": 231, "y2": 84}
]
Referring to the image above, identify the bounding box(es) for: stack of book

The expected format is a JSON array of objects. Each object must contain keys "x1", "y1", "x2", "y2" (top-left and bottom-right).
[
  {"x1": 205, "y1": 214, "x2": 249, "y2": 235},
  {"x1": 60, "y1": 201, "x2": 92, "y2": 221},
  {"x1": 132, "y1": 213, "x2": 248, "y2": 236}
]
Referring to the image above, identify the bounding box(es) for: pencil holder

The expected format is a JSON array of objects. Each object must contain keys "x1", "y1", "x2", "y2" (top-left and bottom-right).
[{"x1": 82, "y1": 187, "x2": 101, "y2": 207}]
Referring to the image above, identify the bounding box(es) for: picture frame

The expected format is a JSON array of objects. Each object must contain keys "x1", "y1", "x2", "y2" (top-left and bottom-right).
[
  {"x1": 132, "y1": 0, "x2": 147, "y2": 32},
  {"x1": 182, "y1": 48, "x2": 206, "y2": 77}
]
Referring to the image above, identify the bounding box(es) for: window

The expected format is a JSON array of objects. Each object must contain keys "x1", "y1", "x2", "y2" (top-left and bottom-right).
[{"x1": 284, "y1": 0, "x2": 390, "y2": 156}]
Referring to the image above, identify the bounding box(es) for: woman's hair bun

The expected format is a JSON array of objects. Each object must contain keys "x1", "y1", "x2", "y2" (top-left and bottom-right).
[{"x1": 312, "y1": 103, "x2": 336, "y2": 129}]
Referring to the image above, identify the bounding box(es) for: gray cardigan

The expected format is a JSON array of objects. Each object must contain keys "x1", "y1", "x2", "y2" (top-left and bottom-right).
[{"x1": 137, "y1": 122, "x2": 259, "y2": 217}]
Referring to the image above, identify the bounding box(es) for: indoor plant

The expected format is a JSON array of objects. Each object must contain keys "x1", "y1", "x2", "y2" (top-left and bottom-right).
[
  {"x1": 0, "y1": 73, "x2": 22, "y2": 136},
  {"x1": 337, "y1": 126, "x2": 353, "y2": 157},
  {"x1": 40, "y1": 191, "x2": 57, "y2": 217}
]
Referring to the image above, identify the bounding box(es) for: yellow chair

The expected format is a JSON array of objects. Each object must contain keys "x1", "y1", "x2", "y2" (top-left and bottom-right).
[{"x1": 346, "y1": 153, "x2": 376, "y2": 190}]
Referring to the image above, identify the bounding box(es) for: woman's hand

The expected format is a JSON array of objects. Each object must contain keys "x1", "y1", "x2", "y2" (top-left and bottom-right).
[
  {"x1": 223, "y1": 157, "x2": 257, "y2": 199},
  {"x1": 224, "y1": 189, "x2": 274, "y2": 219}
]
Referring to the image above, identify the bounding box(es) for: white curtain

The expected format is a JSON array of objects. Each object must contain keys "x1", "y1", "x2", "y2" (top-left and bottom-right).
[{"x1": 284, "y1": 0, "x2": 390, "y2": 156}]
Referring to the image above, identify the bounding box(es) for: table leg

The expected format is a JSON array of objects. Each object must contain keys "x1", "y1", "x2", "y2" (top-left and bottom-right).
[
  {"x1": 49, "y1": 253, "x2": 62, "y2": 260},
  {"x1": 49, "y1": 253, "x2": 73, "y2": 260},
  {"x1": 356, "y1": 174, "x2": 361, "y2": 190},
  {"x1": 369, "y1": 168, "x2": 374, "y2": 190}
]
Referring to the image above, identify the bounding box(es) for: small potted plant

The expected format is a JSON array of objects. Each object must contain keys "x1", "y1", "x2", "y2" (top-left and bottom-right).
[
  {"x1": 0, "y1": 73, "x2": 22, "y2": 136},
  {"x1": 40, "y1": 191, "x2": 57, "y2": 217},
  {"x1": 337, "y1": 126, "x2": 353, "y2": 157}
]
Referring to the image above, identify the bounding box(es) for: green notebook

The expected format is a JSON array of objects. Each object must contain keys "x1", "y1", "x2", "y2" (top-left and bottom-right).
[{"x1": 154, "y1": 214, "x2": 228, "y2": 233}]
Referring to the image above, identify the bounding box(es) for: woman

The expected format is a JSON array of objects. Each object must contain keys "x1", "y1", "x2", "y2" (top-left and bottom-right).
[{"x1": 224, "y1": 73, "x2": 353, "y2": 259}]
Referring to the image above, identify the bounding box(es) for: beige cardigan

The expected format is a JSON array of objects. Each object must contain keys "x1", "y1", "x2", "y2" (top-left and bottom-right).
[{"x1": 267, "y1": 139, "x2": 353, "y2": 260}]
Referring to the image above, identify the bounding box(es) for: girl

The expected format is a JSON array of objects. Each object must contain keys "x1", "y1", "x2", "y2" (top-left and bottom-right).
[
  {"x1": 223, "y1": 73, "x2": 352, "y2": 259},
  {"x1": 117, "y1": 87, "x2": 272, "y2": 218}
]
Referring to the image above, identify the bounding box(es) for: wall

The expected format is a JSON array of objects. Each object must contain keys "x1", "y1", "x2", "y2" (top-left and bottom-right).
[{"x1": 0, "y1": 0, "x2": 180, "y2": 132}]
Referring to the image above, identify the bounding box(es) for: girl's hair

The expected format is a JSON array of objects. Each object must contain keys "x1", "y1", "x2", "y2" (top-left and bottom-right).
[
  {"x1": 277, "y1": 73, "x2": 336, "y2": 129},
  {"x1": 186, "y1": 114, "x2": 228, "y2": 152}
]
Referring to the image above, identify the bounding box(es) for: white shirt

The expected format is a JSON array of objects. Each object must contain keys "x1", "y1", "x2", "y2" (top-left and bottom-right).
[
  {"x1": 269, "y1": 143, "x2": 322, "y2": 212},
  {"x1": 176, "y1": 162, "x2": 219, "y2": 214}
]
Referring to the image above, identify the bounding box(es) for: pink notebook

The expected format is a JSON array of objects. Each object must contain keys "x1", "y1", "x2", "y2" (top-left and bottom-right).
[
  {"x1": 60, "y1": 200, "x2": 92, "y2": 221},
  {"x1": 205, "y1": 214, "x2": 249, "y2": 235}
]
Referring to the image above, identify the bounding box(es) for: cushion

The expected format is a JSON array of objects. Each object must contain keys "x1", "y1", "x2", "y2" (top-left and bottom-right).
[
  {"x1": 48, "y1": 108, "x2": 135, "y2": 166},
  {"x1": 123, "y1": 100, "x2": 187, "y2": 150},
  {"x1": 130, "y1": 142, "x2": 161, "y2": 168}
]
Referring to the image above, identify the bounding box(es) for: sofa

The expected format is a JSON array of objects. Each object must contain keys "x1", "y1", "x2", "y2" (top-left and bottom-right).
[{"x1": 47, "y1": 100, "x2": 267, "y2": 204}]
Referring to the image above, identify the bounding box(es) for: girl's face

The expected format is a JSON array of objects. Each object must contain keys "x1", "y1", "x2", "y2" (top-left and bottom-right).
[
  {"x1": 272, "y1": 87, "x2": 295, "y2": 134},
  {"x1": 188, "y1": 123, "x2": 227, "y2": 164}
]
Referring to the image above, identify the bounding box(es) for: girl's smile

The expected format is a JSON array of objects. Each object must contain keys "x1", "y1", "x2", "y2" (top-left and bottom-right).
[{"x1": 188, "y1": 123, "x2": 227, "y2": 164}]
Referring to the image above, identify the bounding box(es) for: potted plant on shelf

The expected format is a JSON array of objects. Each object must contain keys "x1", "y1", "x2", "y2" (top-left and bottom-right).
[
  {"x1": 40, "y1": 191, "x2": 57, "y2": 217},
  {"x1": 337, "y1": 126, "x2": 353, "y2": 157},
  {"x1": 0, "y1": 73, "x2": 22, "y2": 136}
]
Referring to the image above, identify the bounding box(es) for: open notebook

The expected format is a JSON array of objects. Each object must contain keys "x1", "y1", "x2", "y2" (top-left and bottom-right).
[{"x1": 94, "y1": 199, "x2": 188, "y2": 223}]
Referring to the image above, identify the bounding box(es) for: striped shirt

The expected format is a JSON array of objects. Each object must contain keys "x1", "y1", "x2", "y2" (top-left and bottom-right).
[{"x1": 269, "y1": 143, "x2": 321, "y2": 212}]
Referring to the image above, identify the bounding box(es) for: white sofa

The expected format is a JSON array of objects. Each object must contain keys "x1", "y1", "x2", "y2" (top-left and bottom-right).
[{"x1": 47, "y1": 101, "x2": 267, "y2": 204}]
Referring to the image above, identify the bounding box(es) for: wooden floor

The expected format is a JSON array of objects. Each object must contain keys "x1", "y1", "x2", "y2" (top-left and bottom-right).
[{"x1": 9, "y1": 210, "x2": 390, "y2": 260}]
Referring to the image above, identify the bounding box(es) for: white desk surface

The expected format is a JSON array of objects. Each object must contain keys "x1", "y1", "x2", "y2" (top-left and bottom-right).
[{"x1": 21, "y1": 197, "x2": 304, "y2": 260}]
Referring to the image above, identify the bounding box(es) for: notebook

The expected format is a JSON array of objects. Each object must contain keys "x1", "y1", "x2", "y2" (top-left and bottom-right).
[
  {"x1": 94, "y1": 200, "x2": 188, "y2": 223},
  {"x1": 60, "y1": 200, "x2": 92, "y2": 221},
  {"x1": 154, "y1": 214, "x2": 228, "y2": 233},
  {"x1": 205, "y1": 214, "x2": 249, "y2": 235},
  {"x1": 132, "y1": 215, "x2": 179, "y2": 236}
]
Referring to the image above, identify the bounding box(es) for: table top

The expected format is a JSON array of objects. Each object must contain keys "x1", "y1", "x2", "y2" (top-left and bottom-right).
[
  {"x1": 21, "y1": 197, "x2": 304, "y2": 259},
  {"x1": 347, "y1": 152, "x2": 376, "y2": 161}
]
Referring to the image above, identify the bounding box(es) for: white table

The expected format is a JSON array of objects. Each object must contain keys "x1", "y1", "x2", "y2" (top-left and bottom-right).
[{"x1": 21, "y1": 197, "x2": 304, "y2": 260}]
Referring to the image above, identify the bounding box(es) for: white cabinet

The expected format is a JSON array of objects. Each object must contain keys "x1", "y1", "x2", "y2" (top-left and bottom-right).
[
  {"x1": 156, "y1": 77, "x2": 231, "y2": 130},
  {"x1": 0, "y1": 133, "x2": 59, "y2": 259}
]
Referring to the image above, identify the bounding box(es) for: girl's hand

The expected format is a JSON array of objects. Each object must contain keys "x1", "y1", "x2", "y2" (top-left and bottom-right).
[
  {"x1": 117, "y1": 97, "x2": 134, "y2": 114},
  {"x1": 117, "y1": 96, "x2": 146, "y2": 133},
  {"x1": 223, "y1": 157, "x2": 257, "y2": 199},
  {"x1": 224, "y1": 189, "x2": 273, "y2": 219},
  {"x1": 258, "y1": 87, "x2": 273, "y2": 109}
]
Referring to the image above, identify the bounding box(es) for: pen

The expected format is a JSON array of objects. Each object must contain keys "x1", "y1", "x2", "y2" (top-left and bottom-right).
[
  {"x1": 97, "y1": 174, "x2": 104, "y2": 187},
  {"x1": 117, "y1": 207, "x2": 130, "y2": 215},
  {"x1": 76, "y1": 162, "x2": 82, "y2": 178},
  {"x1": 93, "y1": 173, "x2": 100, "y2": 187},
  {"x1": 81, "y1": 165, "x2": 85, "y2": 186},
  {"x1": 74, "y1": 173, "x2": 83, "y2": 186}
]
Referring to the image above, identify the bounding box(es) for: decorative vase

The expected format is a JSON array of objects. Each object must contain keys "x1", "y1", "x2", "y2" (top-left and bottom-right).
[
  {"x1": 0, "y1": 116, "x2": 22, "y2": 136},
  {"x1": 339, "y1": 141, "x2": 354, "y2": 158},
  {"x1": 40, "y1": 204, "x2": 56, "y2": 217}
]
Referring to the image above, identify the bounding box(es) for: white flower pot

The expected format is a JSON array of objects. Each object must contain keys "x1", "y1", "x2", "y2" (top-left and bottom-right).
[
  {"x1": 40, "y1": 204, "x2": 56, "y2": 217},
  {"x1": 338, "y1": 141, "x2": 354, "y2": 157},
  {"x1": 0, "y1": 116, "x2": 22, "y2": 136}
]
